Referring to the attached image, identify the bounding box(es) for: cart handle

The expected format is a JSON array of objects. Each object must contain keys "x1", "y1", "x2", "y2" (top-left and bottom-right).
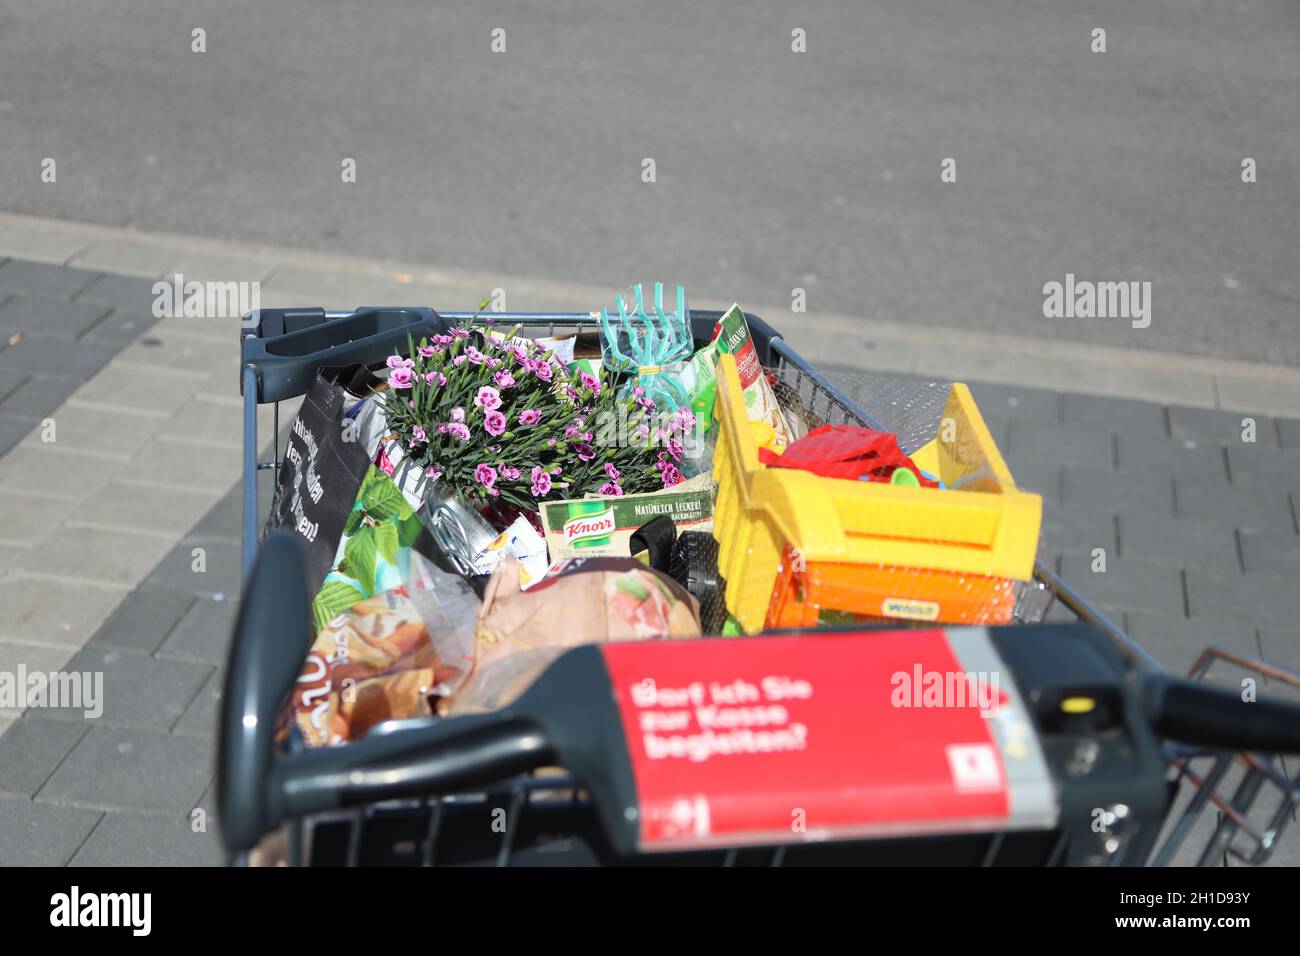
[
  {"x1": 240, "y1": 306, "x2": 449, "y2": 404},
  {"x1": 240, "y1": 307, "x2": 785, "y2": 407},
  {"x1": 270, "y1": 712, "x2": 553, "y2": 828},
  {"x1": 219, "y1": 535, "x2": 1300, "y2": 856},
  {"x1": 1142, "y1": 674, "x2": 1300, "y2": 755},
  {"x1": 218, "y1": 532, "x2": 315, "y2": 851}
]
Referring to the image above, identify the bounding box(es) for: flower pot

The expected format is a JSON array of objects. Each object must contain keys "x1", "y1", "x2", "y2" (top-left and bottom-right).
[{"x1": 416, "y1": 479, "x2": 499, "y2": 578}]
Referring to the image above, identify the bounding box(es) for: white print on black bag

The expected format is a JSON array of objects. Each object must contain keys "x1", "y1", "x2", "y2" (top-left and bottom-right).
[{"x1": 264, "y1": 367, "x2": 376, "y2": 597}]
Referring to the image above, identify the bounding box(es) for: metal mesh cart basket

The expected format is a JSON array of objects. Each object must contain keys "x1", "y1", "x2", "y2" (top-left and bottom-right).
[{"x1": 228, "y1": 307, "x2": 1300, "y2": 866}]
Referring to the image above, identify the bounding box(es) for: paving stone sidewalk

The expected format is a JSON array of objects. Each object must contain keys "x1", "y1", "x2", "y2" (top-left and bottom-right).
[
  {"x1": 975, "y1": 382, "x2": 1300, "y2": 681},
  {"x1": 0, "y1": 238, "x2": 1296, "y2": 866},
  {"x1": 0, "y1": 477, "x2": 270, "y2": 865},
  {"x1": 0, "y1": 253, "x2": 254, "y2": 864}
]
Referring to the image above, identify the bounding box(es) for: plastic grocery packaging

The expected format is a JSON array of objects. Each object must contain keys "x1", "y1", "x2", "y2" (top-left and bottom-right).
[
  {"x1": 309, "y1": 464, "x2": 437, "y2": 631},
  {"x1": 287, "y1": 553, "x2": 481, "y2": 747},
  {"x1": 710, "y1": 304, "x2": 793, "y2": 447},
  {"x1": 760, "y1": 424, "x2": 938, "y2": 487},
  {"x1": 446, "y1": 555, "x2": 701, "y2": 715}
]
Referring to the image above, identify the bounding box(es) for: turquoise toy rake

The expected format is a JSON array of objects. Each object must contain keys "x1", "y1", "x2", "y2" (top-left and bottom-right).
[{"x1": 598, "y1": 283, "x2": 693, "y2": 413}]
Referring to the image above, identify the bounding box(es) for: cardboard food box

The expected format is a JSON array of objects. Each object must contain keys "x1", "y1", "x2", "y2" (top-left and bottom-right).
[{"x1": 539, "y1": 482, "x2": 714, "y2": 560}]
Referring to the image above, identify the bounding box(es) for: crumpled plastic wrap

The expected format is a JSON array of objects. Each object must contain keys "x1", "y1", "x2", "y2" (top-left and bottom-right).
[
  {"x1": 288, "y1": 553, "x2": 480, "y2": 747},
  {"x1": 445, "y1": 555, "x2": 701, "y2": 715}
]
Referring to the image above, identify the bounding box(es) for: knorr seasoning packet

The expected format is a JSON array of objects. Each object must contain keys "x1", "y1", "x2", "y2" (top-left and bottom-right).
[
  {"x1": 712, "y1": 304, "x2": 793, "y2": 446},
  {"x1": 539, "y1": 480, "x2": 714, "y2": 561}
]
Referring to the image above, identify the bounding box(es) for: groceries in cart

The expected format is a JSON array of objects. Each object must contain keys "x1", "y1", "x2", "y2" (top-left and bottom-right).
[
  {"x1": 264, "y1": 289, "x2": 1044, "y2": 751},
  {"x1": 598, "y1": 283, "x2": 696, "y2": 425},
  {"x1": 309, "y1": 465, "x2": 436, "y2": 630},
  {"x1": 282, "y1": 550, "x2": 700, "y2": 746},
  {"x1": 449, "y1": 555, "x2": 701, "y2": 715},
  {"x1": 264, "y1": 365, "x2": 382, "y2": 599},
  {"x1": 709, "y1": 344, "x2": 1042, "y2": 631},
  {"x1": 284, "y1": 552, "x2": 478, "y2": 747},
  {"x1": 709, "y1": 302, "x2": 795, "y2": 448},
  {"x1": 760, "y1": 423, "x2": 939, "y2": 486},
  {"x1": 538, "y1": 475, "x2": 714, "y2": 560},
  {"x1": 230, "y1": 301, "x2": 1300, "y2": 870},
  {"x1": 373, "y1": 318, "x2": 692, "y2": 510}
]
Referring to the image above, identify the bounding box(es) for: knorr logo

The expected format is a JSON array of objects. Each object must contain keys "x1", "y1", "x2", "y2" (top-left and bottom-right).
[{"x1": 563, "y1": 508, "x2": 616, "y2": 545}]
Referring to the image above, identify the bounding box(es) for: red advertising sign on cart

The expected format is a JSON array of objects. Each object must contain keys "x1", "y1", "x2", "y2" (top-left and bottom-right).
[{"x1": 602, "y1": 628, "x2": 1058, "y2": 851}]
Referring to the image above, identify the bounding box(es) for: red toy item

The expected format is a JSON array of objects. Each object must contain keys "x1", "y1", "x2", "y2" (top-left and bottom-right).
[{"x1": 758, "y1": 424, "x2": 938, "y2": 487}]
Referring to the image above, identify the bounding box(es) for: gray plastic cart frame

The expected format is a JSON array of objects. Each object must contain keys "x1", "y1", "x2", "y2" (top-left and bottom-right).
[{"x1": 235, "y1": 306, "x2": 1300, "y2": 866}]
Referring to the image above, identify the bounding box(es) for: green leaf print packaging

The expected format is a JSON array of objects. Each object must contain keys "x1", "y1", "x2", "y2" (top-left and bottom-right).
[{"x1": 310, "y1": 464, "x2": 436, "y2": 632}]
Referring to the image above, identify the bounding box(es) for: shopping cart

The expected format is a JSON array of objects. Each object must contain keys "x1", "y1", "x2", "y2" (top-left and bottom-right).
[{"x1": 225, "y1": 306, "x2": 1300, "y2": 866}]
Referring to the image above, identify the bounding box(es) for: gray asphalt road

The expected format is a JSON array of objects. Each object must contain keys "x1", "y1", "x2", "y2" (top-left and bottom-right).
[{"x1": 1, "y1": 0, "x2": 1297, "y2": 363}]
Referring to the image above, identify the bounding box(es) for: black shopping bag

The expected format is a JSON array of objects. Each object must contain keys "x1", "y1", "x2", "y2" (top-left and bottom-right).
[{"x1": 264, "y1": 365, "x2": 383, "y2": 596}]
